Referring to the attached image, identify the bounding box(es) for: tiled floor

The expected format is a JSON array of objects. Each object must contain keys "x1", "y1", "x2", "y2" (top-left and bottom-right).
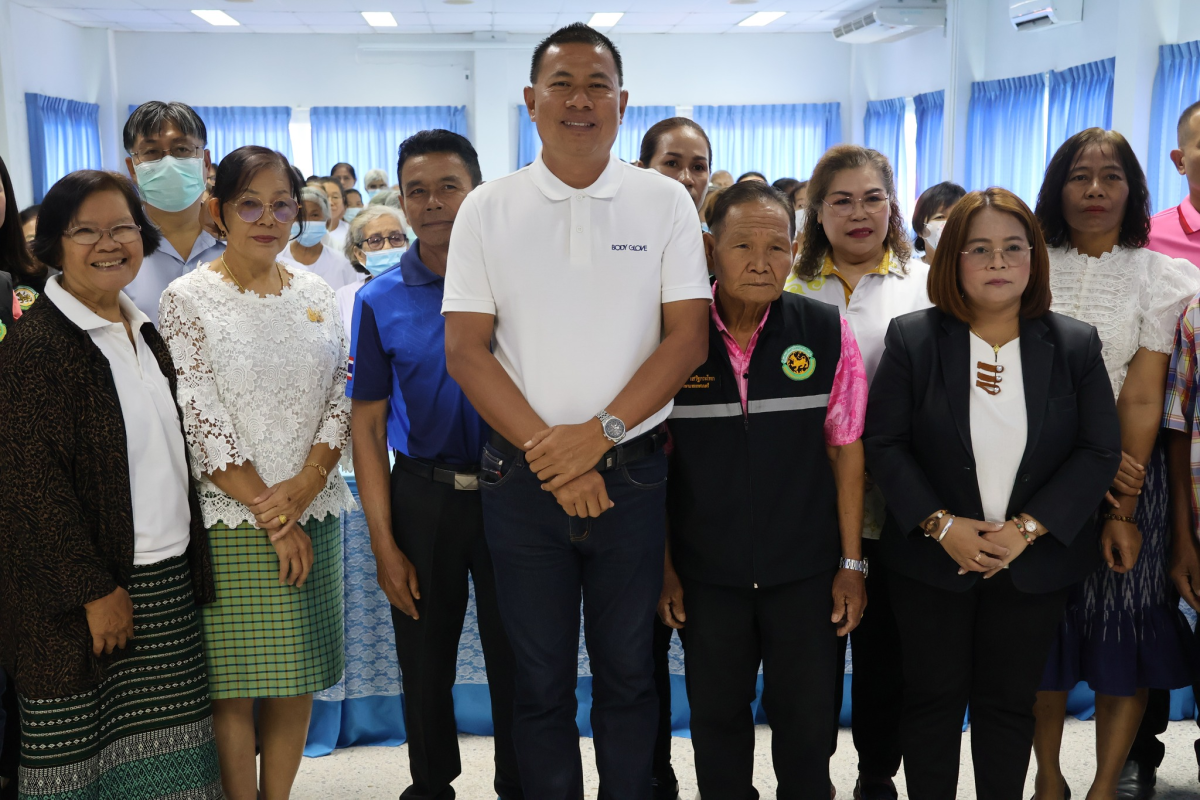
[{"x1": 292, "y1": 720, "x2": 1200, "y2": 799}]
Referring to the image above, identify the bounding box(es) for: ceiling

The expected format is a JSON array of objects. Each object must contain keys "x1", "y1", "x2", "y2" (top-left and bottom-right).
[{"x1": 15, "y1": 0, "x2": 883, "y2": 35}]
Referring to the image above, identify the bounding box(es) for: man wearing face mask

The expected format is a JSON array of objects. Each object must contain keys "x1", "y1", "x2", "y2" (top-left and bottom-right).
[
  {"x1": 348, "y1": 130, "x2": 522, "y2": 800},
  {"x1": 123, "y1": 101, "x2": 224, "y2": 322}
]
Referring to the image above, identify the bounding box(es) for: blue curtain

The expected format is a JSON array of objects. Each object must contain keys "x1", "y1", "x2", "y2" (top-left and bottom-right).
[
  {"x1": 1047, "y1": 58, "x2": 1115, "y2": 163},
  {"x1": 966, "y1": 73, "x2": 1047, "y2": 207},
  {"x1": 864, "y1": 97, "x2": 907, "y2": 191},
  {"x1": 515, "y1": 105, "x2": 675, "y2": 168},
  {"x1": 693, "y1": 103, "x2": 841, "y2": 182},
  {"x1": 913, "y1": 90, "x2": 945, "y2": 194},
  {"x1": 193, "y1": 106, "x2": 292, "y2": 163},
  {"x1": 1149, "y1": 41, "x2": 1200, "y2": 214},
  {"x1": 310, "y1": 106, "x2": 468, "y2": 186},
  {"x1": 517, "y1": 106, "x2": 539, "y2": 169},
  {"x1": 25, "y1": 93, "x2": 101, "y2": 203}
]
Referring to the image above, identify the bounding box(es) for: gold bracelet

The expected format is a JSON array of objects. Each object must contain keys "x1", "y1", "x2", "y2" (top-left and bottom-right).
[
  {"x1": 305, "y1": 462, "x2": 329, "y2": 481},
  {"x1": 1103, "y1": 512, "x2": 1137, "y2": 525}
]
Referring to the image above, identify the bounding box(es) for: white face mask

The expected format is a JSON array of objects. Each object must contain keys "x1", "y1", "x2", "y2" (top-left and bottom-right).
[{"x1": 924, "y1": 219, "x2": 947, "y2": 251}]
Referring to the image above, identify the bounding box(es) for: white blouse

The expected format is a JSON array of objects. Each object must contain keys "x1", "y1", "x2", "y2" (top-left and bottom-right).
[
  {"x1": 159, "y1": 265, "x2": 355, "y2": 529},
  {"x1": 45, "y1": 277, "x2": 192, "y2": 563},
  {"x1": 969, "y1": 333, "x2": 1027, "y2": 523},
  {"x1": 278, "y1": 242, "x2": 361, "y2": 293},
  {"x1": 335, "y1": 273, "x2": 369, "y2": 343},
  {"x1": 1049, "y1": 246, "x2": 1200, "y2": 398}
]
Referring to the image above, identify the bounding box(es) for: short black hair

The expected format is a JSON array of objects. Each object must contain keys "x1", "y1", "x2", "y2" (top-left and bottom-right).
[
  {"x1": 1179, "y1": 99, "x2": 1200, "y2": 145},
  {"x1": 737, "y1": 171, "x2": 768, "y2": 183},
  {"x1": 332, "y1": 162, "x2": 357, "y2": 180},
  {"x1": 709, "y1": 180, "x2": 796, "y2": 241},
  {"x1": 638, "y1": 117, "x2": 711, "y2": 168},
  {"x1": 0, "y1": 156, "x2": 44, "y2": 286},
  {"x1": 397, "y1": 129, "x2": 483, "y2": 188},
  {"x1": 530, "y1": 22, "x2": 623, "y2": 86},
  {"x1": 123, "y1": 101, "x2": 206, "y2": 153},
  {"x1": 18, "y1": 204, "x2": 40, "y2": 227},
  {"x1": 772, "y1": 177, "x2": 801, "y2": 195},
  {"x1": 211, "y1": 146, "x2": 305, "y2": 234},
  {"x1": 1036, "y1": 127, "x2": 1151, "y2": 250},
  {"x1": 31, "y1": 171, "x2": 162, "y2": 269},
  {"x1": 345, "y1": 188, "x2": 362, "y2": 201},
  {"x1": 911, "y1": 181, "x2": 967, "y2": 251}
]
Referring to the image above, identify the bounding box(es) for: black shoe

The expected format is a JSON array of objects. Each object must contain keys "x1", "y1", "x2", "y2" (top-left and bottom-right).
[
  {"x1": 1115, "y1": 760, "x2": 1156, "y2": 800},
  {"x1": 1028, "y1": 780, "x2": 1071, "y2": 800},
  {"x1": 1194, "y1": 738, "x2": 1200, "y2": 784},
  {"x1": 650, "y1": 777, "x2": 680, "y2": 800},
  {"x1": 853, "y1": 778, "x2": 898, "y2": 800}
]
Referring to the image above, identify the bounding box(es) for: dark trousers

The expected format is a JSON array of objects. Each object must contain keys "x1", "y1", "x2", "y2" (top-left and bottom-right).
[
  {"x1": 480, "y1": 445, "x2": 668, "y2": 800},
  {"x1": 389, "y1": 461, "x2": 521, "y2": 800},
  {"x1": 1129, "y1": 608, "x2": 1200, "y2": 770},
  {"x1": 850, "y1": 538, "x2": 904, "y2": 779},
  {"x1": 681, "y1": 571, "x2": 841, "y2": 800},
  {"x1": 890, "y1": 571, "x2": 1069, "y2": 800},
  {"x1": 651, "y1": 619, "x2": 680, "y2": 788}
]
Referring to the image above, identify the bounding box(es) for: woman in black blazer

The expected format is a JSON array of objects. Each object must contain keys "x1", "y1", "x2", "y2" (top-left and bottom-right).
[{"x1": 864, "y1": 187, "x2": 1121, "y2": 800}]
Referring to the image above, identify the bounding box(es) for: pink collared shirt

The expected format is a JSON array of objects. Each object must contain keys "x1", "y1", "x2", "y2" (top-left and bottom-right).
[
  {"x1": 1148, "y1": 196, "x2": 1200, "y2": 267},
  {"x1": 711, "y1": 286, "x2": 868, "y2": 446}
]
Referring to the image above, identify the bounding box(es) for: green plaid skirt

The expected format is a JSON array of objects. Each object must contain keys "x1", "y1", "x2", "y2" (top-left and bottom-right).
[
  {"x1": 201, "y1": 514, "x2": 343, "y2": 698},
  {"x1": 18, "y1": 555, "x2": 222, "y2": 800}
]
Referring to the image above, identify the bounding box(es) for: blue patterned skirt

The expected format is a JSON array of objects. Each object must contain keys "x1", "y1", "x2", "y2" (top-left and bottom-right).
[{"x1": 1041, "y1": 441, "x2": 1199, "y2": 696}]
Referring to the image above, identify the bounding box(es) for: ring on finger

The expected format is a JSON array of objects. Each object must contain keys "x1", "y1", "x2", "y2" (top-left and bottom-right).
[
  {"x1": 974, "y1": 552, "x2": 984, "y2": 563},
  {"x1": 279, "y1": 514, "x2": 288, "y2": 525}
]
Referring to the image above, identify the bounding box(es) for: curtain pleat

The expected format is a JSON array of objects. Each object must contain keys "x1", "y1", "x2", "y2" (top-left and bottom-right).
[
  {"x1": 966, "y1": 74, "x2": 1047, "y2": 207},
  {"x1": 310, "y1": 106, "x2": 468, "y2": 186},
  {"x1": 25, "y1": 93, "x2": 102, "y2": 203},
  {"x1": 1149, "y1": 41, "x2": 1200, "y2": 214},
  {"x1": 692, "y1": 103, "x2": 841, "y2": 182},
  {"x1": 1046, "y1": 57, "x2": 1115, "y2": 163},
  {"x1": 913, "y1": 90, "x2": 945, "y2": 195}
]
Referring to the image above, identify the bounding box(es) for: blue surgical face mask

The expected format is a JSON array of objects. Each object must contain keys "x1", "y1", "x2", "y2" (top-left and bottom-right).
[
  {"x1": 362, "y1": 248, "x2": 403, "y2": 277},
  {"x1": 367, "y1": 188, "x2": 384, "y2": 199},
  {"x1": 344, "y1": 207, "x2": 362, "y2": 222},
  {"x1": 291, "y1": 220, "x2": 328, "y2": 248},
  {"x1": 134, "y1": 155, "x2": 206, "y2": 213}
]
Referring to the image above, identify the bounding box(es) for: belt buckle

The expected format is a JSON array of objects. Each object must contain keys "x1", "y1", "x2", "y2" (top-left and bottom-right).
[{"x1": 454, "y1": 473, "x2": 480, "y2": 491}]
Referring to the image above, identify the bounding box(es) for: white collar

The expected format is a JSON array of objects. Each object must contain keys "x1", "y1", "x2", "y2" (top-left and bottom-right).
[
  {"x1": 45, "y1": 275, "x2": 151, "y2": 332},
  {"x1": 530, "y1": 151, "x2": 625, "y2": 202}
]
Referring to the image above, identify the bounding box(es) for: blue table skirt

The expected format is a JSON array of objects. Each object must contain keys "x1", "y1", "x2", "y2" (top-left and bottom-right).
[{"x1": 305, "y1": 486, "x2": 1197, "y2": 757}]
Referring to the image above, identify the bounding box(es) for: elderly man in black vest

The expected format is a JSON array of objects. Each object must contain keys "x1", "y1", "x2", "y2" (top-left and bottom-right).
[{"x1": 659, "y1": 181, "x2": 869, "y2": 798}]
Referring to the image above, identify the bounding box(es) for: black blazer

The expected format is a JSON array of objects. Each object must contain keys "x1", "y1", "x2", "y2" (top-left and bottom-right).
[{"x1": 864, "y1": 308, "x2": 1121, "y2": 593}]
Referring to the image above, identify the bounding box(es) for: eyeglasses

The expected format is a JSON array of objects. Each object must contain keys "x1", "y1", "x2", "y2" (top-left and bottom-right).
[
  {"x1": 231, "y1": 195, "x2": 299, "y2": 225},
  {"x1": 129, "y1": 144, "x2": 203, "y2": 163},
  {"x1": 822, "y1": 195, "x2": 890, "y2": 217},
  {"x1": 63, "y1": 224, "x2": 142, "y2": 246},
  {"x1": 960, "y1": 244, "x2": 1034, "y2": 268},
  {"x1": 360, "y1": 233, "x2": 408, "y2": 251}
]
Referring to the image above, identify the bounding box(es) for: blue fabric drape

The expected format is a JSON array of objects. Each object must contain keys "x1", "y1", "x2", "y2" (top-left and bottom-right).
[
  {"x1": 192, "y1": 106, "x2": 293, "y2": 163},
  {"x1": 515, "y1": 105, "x2": 675, "y2": 169},
  {"x1": 310, "y1": 106, "x2": 468, "y2": 185},
  {"x1": 25, "y1": 93, "x2": 101, "y2": 203},
  {"x1": 913, "y1": 90, "x2": 945, "y2": 194},
  {"x1": 864, "y1": 97, "x2": 907, "y2": 194},
  {"x1": 1149, "y1": 40, "x2": 1200, "y2": 214},
  {"x1": 693, "y1": 103, "x2": 841, "y2": 182},
  {"x1": 1047, "y1": 58, "x2": 1115, "y2": 162},
  {"x1": 966, "y1": 73, "x2": 1047, "y2": 207}
]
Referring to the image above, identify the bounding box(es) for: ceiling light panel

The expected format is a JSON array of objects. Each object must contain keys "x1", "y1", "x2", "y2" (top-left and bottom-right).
[
  {"x1": 738, "y1": 10, "x2": 786, "y2": 26},
  {"x1": 361, "y1": 10, "x2": 398, "y2": 26},
  {"x1": 191, "y1": 9, "x2": 239, "y2": 25},
  {"x1": 587, "y1": 12, "x2": 623, "y2": 28}
]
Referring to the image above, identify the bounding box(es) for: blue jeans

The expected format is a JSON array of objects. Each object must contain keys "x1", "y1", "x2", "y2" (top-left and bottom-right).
[{"x1": 480, "y1": 444, "x2": 667, "y2": 800}]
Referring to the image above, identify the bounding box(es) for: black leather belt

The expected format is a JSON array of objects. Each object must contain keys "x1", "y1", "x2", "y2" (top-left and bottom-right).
[
  {"x1": 488, "y1": 424, "x2": 668, "y2": 473},
  {"x1": 394, "y1": 451, "x2": 481, "y2": 491}
]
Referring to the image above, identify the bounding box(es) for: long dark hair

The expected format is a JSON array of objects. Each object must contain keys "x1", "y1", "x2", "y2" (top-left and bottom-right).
[
  {"x1": 638, "y1": 117, "x2": 712, "y2": 168},
  {"x1": 0, "y1": 155, "x2": 46, "y2": 291}
]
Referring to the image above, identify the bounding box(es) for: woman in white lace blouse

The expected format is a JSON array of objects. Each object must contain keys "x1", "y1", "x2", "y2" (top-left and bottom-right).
[
  {"x1": 160, "y1": 146, "x2": 354, "y2": 800},
  {"x1": 1029, "y1": 129, "x2": 1200, "y2": 800}
]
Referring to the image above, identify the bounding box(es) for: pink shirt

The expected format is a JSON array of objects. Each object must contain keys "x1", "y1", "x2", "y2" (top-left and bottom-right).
[
  {"x1": 711, "y1": 286, "x2": 868, "y2": 446},
  {"x1": 1148, "y1": 197, "x2": 1200, "y2": 267},
  {"x1": 11, "y1": 294, "x2": 19, "y2": 320}
]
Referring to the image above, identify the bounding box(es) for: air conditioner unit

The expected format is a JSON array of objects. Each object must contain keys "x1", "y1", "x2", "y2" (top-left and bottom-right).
[
  {"x1": 1009, "y1": 0, "x2": 1083, "y2": 31},
  {"x1": 832, "y1": 2, "x2": 946, "y2": 44}
]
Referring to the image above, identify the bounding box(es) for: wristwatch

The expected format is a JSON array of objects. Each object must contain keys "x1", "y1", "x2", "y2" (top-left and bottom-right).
[
  {"x1": 596, "y1": 410, "x2": 626, "y2": 444},
  {"x1": 839, "y1": 557, "x2": 869, "y2": 579}
]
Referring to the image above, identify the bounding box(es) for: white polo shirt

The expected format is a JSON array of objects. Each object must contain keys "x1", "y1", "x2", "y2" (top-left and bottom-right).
[{"x1": 442, "y1": 152, "x2": 710, "y2": 440}]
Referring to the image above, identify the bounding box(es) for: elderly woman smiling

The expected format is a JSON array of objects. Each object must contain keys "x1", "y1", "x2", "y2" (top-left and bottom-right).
[
  {"x1": 0, "y1": 170, "x2": 221, "y2": 799},
  {"x1": 663, "y1": 181, "x2": 869, "y2": 797}
]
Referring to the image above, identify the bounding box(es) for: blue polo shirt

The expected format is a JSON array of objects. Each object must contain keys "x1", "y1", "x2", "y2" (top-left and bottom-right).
[{"x1": 347, "y1": 242, "x2": 488, "y2": 466}]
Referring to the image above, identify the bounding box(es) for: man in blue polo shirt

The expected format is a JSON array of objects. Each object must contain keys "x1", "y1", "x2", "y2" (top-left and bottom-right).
[{"x1": 348, "y1": 129, "x2": 521, "y2": 800}]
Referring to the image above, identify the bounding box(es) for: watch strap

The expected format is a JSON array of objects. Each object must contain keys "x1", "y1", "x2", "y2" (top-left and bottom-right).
[{"x1": 839, "y1": 557, "x2": 869, "y2": 578}]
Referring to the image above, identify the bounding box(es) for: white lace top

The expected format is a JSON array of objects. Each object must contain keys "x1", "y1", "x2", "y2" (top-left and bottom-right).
[
  {"x1": 159, "y1": 264, "x2": 356, "y2": 528},
  {"x1": 1049, "y1": 246, "x2": 1200, "y2": 398}
]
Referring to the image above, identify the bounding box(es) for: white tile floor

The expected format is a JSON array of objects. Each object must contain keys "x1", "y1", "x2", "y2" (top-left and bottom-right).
[{"x1": 291, "y1": 720, "x2": 1200, "y2": 799}]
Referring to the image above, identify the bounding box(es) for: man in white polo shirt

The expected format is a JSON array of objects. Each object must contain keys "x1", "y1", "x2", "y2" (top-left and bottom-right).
[{"x1": 443, "y1": 23, "x2": 711, "y2": 800}]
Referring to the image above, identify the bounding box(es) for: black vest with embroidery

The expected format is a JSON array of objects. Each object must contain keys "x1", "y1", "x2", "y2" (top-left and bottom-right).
[{"x1": 667, "y1": 291, "x2": 843, "y2": 589}]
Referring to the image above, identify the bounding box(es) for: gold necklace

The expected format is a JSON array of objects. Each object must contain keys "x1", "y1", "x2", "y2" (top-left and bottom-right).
[{"x1": 220, "y1": 255, "x2": 284, "y2": 294}]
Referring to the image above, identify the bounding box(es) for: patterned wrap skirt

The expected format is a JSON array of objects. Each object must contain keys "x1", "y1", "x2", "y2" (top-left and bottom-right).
[
  {"x1": 17, "y1": 555, "x2": 222, "y2": 800},
  {"x1": 201, "y1": 513, "x2": 344, "y2": 699},
  {"x1": 1041, "y1": 440, "x2": 1200, "y2": 695}
]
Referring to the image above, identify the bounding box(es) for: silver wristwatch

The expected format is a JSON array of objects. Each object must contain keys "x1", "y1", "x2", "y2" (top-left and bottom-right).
[
  {"x1": 596, "y1": 410, "x2": 626, "y2": 444},
  {"x1": 840, "y1": 557, "x2": 869, "y2": 578}
]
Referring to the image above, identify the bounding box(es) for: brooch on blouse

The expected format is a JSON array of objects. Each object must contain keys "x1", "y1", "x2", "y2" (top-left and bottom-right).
[
  {"x1": 307, "y1": 307, "x2": 324, "y2": 323},
  {"x1": 976, "y1": 361, "x2": 1002, "y2": 395}
]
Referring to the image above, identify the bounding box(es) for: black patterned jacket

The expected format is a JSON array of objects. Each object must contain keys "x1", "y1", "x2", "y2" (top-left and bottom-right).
[{"x1": 0, "y1": 295, "x2": 215, "y2": 700}]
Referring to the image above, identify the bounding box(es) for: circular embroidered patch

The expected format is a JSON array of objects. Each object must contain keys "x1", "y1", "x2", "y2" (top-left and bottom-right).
[
  {"x1": 14, "y1": 285, "x2": 37, "y2": 312},
  {"x1": 0, "y1": 320, "x2": 7, "y2": 343},
  {"x1": 781, "y1": 345, "x2": 816, "y2": 381}
]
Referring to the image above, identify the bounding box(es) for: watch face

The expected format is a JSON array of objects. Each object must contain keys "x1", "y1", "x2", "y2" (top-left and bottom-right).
[{"x1": 603, "y1": 417, "x2": 625, "y2": 440}]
